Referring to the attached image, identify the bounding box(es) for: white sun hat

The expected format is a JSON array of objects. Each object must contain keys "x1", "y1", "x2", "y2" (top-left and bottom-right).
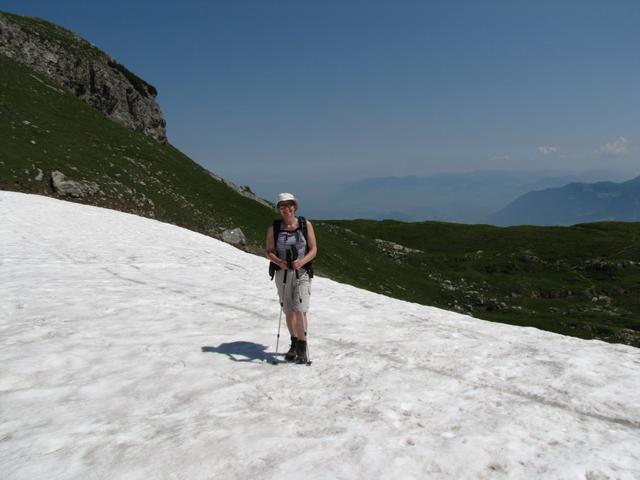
[{"x1": 276, "y1": 192, "x2": 298, "y2": 210}]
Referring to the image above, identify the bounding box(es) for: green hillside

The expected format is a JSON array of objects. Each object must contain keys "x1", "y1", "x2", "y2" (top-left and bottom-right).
[
  {"x1": 0, "y1": 52, "x2": 274, "y2": 248},
  {"x1": 316, "y1": 219, "x2": 640, "y2": 346},
  {"x1": 2, "y1": 28, "x2": 639, "y2": 347}
]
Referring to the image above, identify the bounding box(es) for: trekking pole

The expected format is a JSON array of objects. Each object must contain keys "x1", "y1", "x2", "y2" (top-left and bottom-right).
[
  {"x1": 304, "y1": 312, "x2": 312, "y2": 366},
  {"x1": 291, "y1": 246, "x2": 302, "y2": 303},
  {"x1": 271, "y1": 303, "x2": 283, "y2": 365},
  {"x1": 296, "y1": 269, "x2": 302, "y2": 304},
  {"x1": 284, "y1": 249, "x2": 293, "y2": 285}
]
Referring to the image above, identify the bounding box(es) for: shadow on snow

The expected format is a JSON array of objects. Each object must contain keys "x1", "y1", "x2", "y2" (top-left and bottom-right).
[{"x1": 202, "y1": 341, "x2": 278, "y2": 363}]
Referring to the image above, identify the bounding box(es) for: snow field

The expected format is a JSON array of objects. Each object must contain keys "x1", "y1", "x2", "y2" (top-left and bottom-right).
[{"x1": 1, "y1": 191, "x2": 639, "y2": 480}]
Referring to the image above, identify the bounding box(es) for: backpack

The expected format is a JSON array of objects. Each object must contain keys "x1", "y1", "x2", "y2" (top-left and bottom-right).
[{"x1": 269, "y1": 216, "x2": 314, "y2": 279}]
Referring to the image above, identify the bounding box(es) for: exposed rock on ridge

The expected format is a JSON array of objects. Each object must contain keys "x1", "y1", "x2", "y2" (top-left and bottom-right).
[
  {"x1": 207, "y1": 170, "x2": 274, "y2": 209},
  {"x1": 0, "y1": 11, "x2": 167, "y2": 144}
]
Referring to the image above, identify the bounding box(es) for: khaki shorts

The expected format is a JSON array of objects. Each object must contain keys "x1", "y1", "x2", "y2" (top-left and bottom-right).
[{"x1": 275, "y1": 269, "x2": 311, "y2": 313}]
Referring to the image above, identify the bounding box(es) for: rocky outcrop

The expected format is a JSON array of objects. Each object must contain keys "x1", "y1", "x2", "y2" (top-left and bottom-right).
[
  {"x1": 374, "y1": 238, "x2": 423, "y2": 261},
  {"x1": 222, "y1": 228, "x2": 247, "y2": 250},
  {"x1": 51, "y1": 171, "x2": 101, "y2": 198},
  {"x1": 207, "y1": 170, "x2": 274, "y2": 209},
  {"x1": 0, "y1": 12, "x2": 167, "y2": 143}
]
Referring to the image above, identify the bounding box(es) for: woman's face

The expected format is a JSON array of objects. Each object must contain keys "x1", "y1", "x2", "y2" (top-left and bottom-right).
[{"x1": 278, "y1": 201, "x2": 296, "y2": 220}]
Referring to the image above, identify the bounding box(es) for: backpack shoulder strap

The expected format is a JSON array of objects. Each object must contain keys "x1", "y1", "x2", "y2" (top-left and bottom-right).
[
  {"x1": 298, "y1": 216, "x2": 307, "y2": 242},
  {"x1": 269, "y1": 219, "x2": 282, "y2": 280},
  {"x1": 272, "y1": 219, "x2": 281, "y2": 246},
  {"x1": 296, "y1": 216, "x2": 314, "y2": 277}
]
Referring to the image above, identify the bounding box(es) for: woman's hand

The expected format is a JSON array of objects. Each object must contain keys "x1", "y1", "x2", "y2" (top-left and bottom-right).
[{"x1": 292, "y1": 259, "x2": 304, "y2": 270}]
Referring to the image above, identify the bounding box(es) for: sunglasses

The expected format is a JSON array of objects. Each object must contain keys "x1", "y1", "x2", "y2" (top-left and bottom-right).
[{"x1": 278, "y1": 202, "x2": 296, "y2": 209}]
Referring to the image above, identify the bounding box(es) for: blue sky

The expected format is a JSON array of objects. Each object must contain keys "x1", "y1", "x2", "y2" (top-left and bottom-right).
[{"x1": 3, "y1": 1, "x2": 639, "y2": 195}]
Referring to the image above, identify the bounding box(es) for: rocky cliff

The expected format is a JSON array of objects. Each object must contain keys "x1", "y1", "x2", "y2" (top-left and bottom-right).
[{"x1": 0, "y1": 11, "x2": 167, "y2": 143}]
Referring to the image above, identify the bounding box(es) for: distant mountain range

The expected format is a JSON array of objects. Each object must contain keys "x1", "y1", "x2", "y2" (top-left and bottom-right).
[
  {"x1": 492, "y1": 176, "x2": 640, "y2": 226},
  {"x1": 300, "y1": 170, "x2": 636, "y2": 223}
]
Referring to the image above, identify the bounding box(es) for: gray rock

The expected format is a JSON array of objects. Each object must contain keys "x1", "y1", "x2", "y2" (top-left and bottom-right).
[
  {"x1": 51, "y1": 171, "x2": 100, "y2": 198},
  {"x1": 374, "y1": 238, "x2": 423, "y2": 260},
  {"x1": 0, "y1": 12, "x2": 167, "y2": 143},
  {"x1": 222, "y1": 228, "x2": 247, "y2": 250}
]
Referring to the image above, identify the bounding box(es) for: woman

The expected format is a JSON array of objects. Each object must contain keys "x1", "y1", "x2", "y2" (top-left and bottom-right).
[{"x1": 266, "y1": 193, "x2": 317, "y2": 364}]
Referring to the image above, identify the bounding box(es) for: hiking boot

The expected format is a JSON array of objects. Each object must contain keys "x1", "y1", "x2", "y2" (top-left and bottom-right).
[
  {"x1": 284, "y1": 336, "x2": 298, "y2": 362},
  {"x1": 295, "y1": 340, "x2": 308, "y2": 364}
]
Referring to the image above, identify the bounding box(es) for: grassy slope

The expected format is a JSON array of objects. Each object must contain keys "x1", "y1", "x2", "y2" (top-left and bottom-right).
[
  {"x1": 317, "y1": 219, "x2": 640, "y2": 345},
  {"x1": 2, "y1": 37, "x2": 639, "y2": 347},
  {"x1": 0, "y1": 53, "x2": 275, "y2": 248}
]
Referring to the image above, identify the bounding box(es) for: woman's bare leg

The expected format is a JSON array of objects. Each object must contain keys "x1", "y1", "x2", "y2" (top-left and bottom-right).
[
  {"x1": 286, "y1": 312, "x2": 295, "y2": 337},
  {"x1": 292, "y1": 311, "x2": 306, "y2": 340}
]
